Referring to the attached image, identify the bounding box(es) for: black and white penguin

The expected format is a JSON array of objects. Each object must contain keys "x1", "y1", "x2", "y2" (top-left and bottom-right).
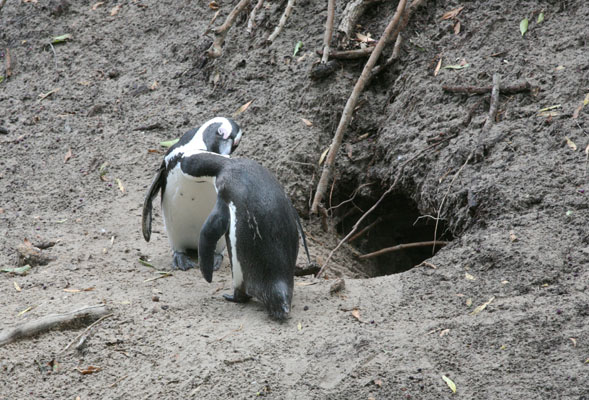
[
  {"x1": 142, "y1": 117, "x2": 243, "y2": 271},
  {"x1": 177, "y1": 151, "x2": 311, "y2": 321}
]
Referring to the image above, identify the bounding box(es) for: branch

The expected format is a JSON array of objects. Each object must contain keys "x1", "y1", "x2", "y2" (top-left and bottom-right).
[
  {"x1": 208, "y1": 0, "x2": 251, "y2": 58},
  {"x1": 0, "y1": 305, "x2": 110, "y2": 346},
  {"x1": 442, "y1": 81, "x2": 531, "y2": 95},
  {"x1": 267, "y1": 0, "x2": 296, "y2": 43},
  {"x1": 359, "y1": 241, "x2": 449, "y2": 259},
  {"x1": 316, "y1": 46, "x2": 375, "y2": 59},
  {"x1": 311, "y1": 0, "x2": 408, "y2": 214},
  {"x1": 321, "y1": 0, "x2": 336, "y2": 63},
  {"x1": 246, "y1": 0, "x2": 265, "y2": 34}
]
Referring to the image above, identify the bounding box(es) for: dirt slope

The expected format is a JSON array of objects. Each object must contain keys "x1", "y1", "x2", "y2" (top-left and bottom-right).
[{"x1": 1, "y1": 1, "x2": 588, "y2": 399}]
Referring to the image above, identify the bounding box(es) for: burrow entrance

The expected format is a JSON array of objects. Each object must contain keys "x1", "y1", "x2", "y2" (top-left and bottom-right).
[{"x1": 334, "y1": 191, "x2": 453, "y2": 276}]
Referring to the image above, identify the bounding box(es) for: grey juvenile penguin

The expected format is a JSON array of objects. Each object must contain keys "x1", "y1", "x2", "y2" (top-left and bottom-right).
[
  {"x1": 142, "y1": 117, "x2": 242, "y2": 271},
  {"x1": 176, "y1": 150, "x2": 311, "y2": 321}
]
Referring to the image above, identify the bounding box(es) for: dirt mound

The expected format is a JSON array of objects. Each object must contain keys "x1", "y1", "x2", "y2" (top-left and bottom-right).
[{"x1": 1, "y1": 1, "x2": 588, "y2": 398}]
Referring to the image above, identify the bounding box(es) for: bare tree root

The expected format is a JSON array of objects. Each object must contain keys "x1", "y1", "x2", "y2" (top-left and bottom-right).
[
  {"x1": 432, "y1": 74, "x2": 501, "y2": 252},
  {"x1": 359, "y1": 240, "x2": 449, "y2": 259},
  {"x1": 337, "y1": 0, "x2": 384, "y2": 44},
  {"x1": 267, "y1": 0, "x2": 296, "y2": 43},
  {"x1": 316, "y1": 46, "x2": 375, "y2": 59},
  {"x1": 0, "y1": 305, "x2": 110, "y2": 346},
  {"x1": 311, "y1": 0, "x2": 408, "y2": 214},
  {"x1": 247, "y1": 0, "x2": 265, "y2": 34},
  {"x1": 321, "y1": 0, "x2": 336, "y2": 63},
  {"x1": 442, "y1": 82, "x2": 531, "y2": 95},
  {"x1": 208, "y1": 0, "x2": 251, "y2": 58}
]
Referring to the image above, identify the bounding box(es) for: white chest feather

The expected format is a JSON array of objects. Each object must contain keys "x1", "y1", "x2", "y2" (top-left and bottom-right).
[
  {"x1": 162, "y1": 165, "x2": 224, "y2": 253},
  {"x1": 228, "y1": 201, "x2": 243, "y2": 289}
]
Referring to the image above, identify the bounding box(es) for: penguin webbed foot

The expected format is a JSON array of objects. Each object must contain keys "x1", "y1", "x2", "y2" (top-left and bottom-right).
[
  {"x1": 213, "y1": 252, "x2": 223, "y2": 271},
  {"x1": 223, "y1": 288, "x2": 251, "y2": 303},
  {"x1": 172, "y1": 251, "x2": 198, "y2": 271}
]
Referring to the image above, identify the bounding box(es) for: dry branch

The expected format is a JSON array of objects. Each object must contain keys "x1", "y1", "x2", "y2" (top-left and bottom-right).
[
  {"x1": 321, "y1": 0, "x2": 336, "y2": 63},
  {"x1": 267, "y1": 0, "x2": 296, "y2": 43},
  {"x1": 311, "y1": 0, "x2": 408, "y2": 214},
  {"x1": 208, "y1": 0, "x2": 251, "y2": 58},
  {"x1": 346, "y1": 216, "x2": 384, "y2": 243},
  {"x1": 0, "y1": 305, "x2": 110, "y2": 346},
  {"x1": 316, "y1": 47, "x2": 375, "y2": 59},
  {"x1": 61, "y1": 313, "x2": 113, "y2": 353},
  {"x1": 359, "y1": 241, "x2": 449, "y2": 259},
  {"x1": 246, "y1": 0, "x2": 265, "y2": 34},
  {"x1": 442, "y1": 82, "x2": 531, "y2": 95}
]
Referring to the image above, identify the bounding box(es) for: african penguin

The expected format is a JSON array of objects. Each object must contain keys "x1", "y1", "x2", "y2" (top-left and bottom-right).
[
  {"x1": 142, "y1": 117, "x2": 243, "y2": 271},
  {"x1": 177, "y1": 151, "x2": 312, "y2": 321}
]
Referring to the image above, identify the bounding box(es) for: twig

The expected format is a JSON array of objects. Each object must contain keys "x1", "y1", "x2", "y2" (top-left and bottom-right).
[
  {"x1": 246, "y1": 0, "x2": 265, "y2": 34},
  {"x1": 48, "y1": 43, "x2": 58, "y2": 70},
  {"x1": 442, "y1": 82, "x2": 531, "y2": 95},
  {"x1": 371, "y1": 33, "x2": 403, "y2": 75},
  {"x1": 432, "y1": 74, "x2": 501, "y2": 252},
  {"x1": 346, "y1": 216, "x2": 384, "y2": 243},
  {"x1": 328, "y1": 182, "x2": 374, "y2": 212},
  {"x1": 316, "y1": 47, "x2": 375, "y2": 59},
  {"x1": 311, "y1": 0, "x2": 408, "y2": 214},
  {"x1": 267, "y1": 0, "x2": 296, "y2": 43},
  {"x1": 0, "y1": 305, "x2": 110, "y2": 346},
  {"x1": 321, "y1": 0, "x2": 336, "y2": 63},
  {"x1": 61, "y1": 313, "x2": 113, "y2": 353},
  {"x1": 5, "y1": 47, "x2": 12, "y2": 77},
  {"x1": 359, "y1": 241, "x2": 449, "y2": 259},
  {"x1": 208, "y1": 0, "x2": 251, "y2": 58},
  {"x1": 109, "y1": 375, "x2": 129, "y2": 388}
]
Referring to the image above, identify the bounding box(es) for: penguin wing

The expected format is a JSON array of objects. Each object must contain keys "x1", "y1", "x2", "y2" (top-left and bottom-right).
[
  {"x1": 141, "y1": 163, "x2": 165, "y2": 242},
  {"x1": 198, "y1": 196, "x2": 230, "y2": 283}
]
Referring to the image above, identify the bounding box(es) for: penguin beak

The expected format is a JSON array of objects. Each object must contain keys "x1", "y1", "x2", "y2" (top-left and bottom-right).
[{"x1": 218, "y1": 139, "x2": 233, "y2": 156}]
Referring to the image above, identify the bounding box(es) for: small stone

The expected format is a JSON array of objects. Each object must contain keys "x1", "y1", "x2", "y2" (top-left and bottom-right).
[
  {"x1": 329, "y1": 278, "x2": 345, "y2": 295},
  {"x1": 303, "y1": 305, "x2": 309, "y2": 311},
  {"x1": 161, "y1": 305, "x2": 169, "y2": 311},
  {"x1": 152, "y1": 295, "x2": 160, "y2": 302}
]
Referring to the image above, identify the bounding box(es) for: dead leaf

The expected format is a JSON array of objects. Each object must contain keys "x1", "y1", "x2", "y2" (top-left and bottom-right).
[
  {"x1": 77, "y1": 366, "x2": 102, "y2": 375},
  {"x1": 301, "y1": 118, "x2": 313, "y2": 127},
  {"x1": 213, "y1": 72, "x2": 220, "y2": 85},
  {"x1": 350, "y1": 308, "x2": 366, "y2": 323},
  {"x1": 14, "y1": 281, "x2": 21, "y2": 292},
  {"x1": 18, "y1": 306, "x2": 34, "y2": 316},
  {"x1": 110, "y1": 5, "x2": 121, "y2": 16},
  {"x1": 434, "y1": 58, "x2": 442, "y2": 76},
  {"x1": 509, "y1": 230, "x2": 518, "y2": 242},
  {"x1": 442, "y1": 375, "x2": 457, "y2": 393},
  {"x1": 64, "y1": 287, "x2": 95, "y2": 293},
  {"x1": 356, "y1": 32, "x2": 375, "y2": 43},
  {"x1": 91, "y1": 2, "x2": 104, "y2": 10},
  {"x1": 209, "y1": 1, "x2": 219, "y2": 10},
  {"x1": 116, "y1": 178, "x2": 125, "y2": 193},
  {"x1": 441, "y1": 6, "x2": 464, "y2": 20},
  {"x1": 465, "y1": 272, "x2": 475, "y2": 280},
  {"x1": 23, "y1": 238, "x2": 33, "y2": 248},
  {"x1": 570, "y1": 338, "x2": 577, "y2": 347},
  {"x1": 374, "y1": 379, "x2": 383, "y2": 388},
  {"x1": 297, "y1": 321, "x2": 302, "y2": 331},
  {"x1": 149, "y1": 81, "x2": 159, "y2": 90},
  {"x1": 64, "y1": 148, "x2": 72, "y2": 163},
  {"x1": 319, "y1": 146, "x2": 330, "y2": 166},
  {"x1": 439, "y1": 329, "x2": 450, "y2": 337},
  {"x1": 232, "y1": 100, "x2": 253, "y2": 117},
  {"x1": 470, "y1": 296, "x2": 495, "y2": 315},
  {"x1": 565, "y1": 136, "x2": 577, "y2": 151},
  {"x1": 466, "y1": 298, "x2": 472, "y2": 307},
  {"x1": 453, "y1": 21, "x2": 461, "y2": 34}
]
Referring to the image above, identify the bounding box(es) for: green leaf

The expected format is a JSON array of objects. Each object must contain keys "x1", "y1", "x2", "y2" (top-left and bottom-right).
[
  {"x1": 138, "y1": 258, "x2": 155, "y2": 268},
  {"x1": 537, "y1": 104, "x2": 562, "y2": 113},
  {"x1": 442, "y1": 64, "x2": 470, "y2": 70},
  {"x1": 0, "y1": 76, "x2": 4, "y2": 83},
  {"x1": 1, "y1": 265, "x2": 32, "y2": 275},
  {"x1": 160, "y1": 138, "x2": 179, "y2": 148},
  {"x1": 51, "y1": 34, "x2": 72, "y2": 44},
  {"x1": 537, "y1": 12, "x2": 544, "y2": 24},
  {"x1": 293, "y1": 41, "x2": 303, "y2": 57},
  {"x1": 520, "y1": 18, "x2": 529, "y2": 37},
  {"x1": 442, "y1": 375, "x2": 457, "y2": 394}
]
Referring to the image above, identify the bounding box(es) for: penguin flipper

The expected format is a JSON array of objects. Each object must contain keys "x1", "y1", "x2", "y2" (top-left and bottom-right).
[
  {"x1": 141, "y1": 164, "x2": 164, "y2": 242},
  {"x1": 198, "y1": 197, "x2": 230, "y2": 283}
]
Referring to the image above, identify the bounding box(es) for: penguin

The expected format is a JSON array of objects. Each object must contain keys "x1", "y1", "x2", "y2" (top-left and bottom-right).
[
  {"x1": 176, "y1": 151, "x2": 312, "y2": 321},
  {"x1": 142, "y1": 117, "x2": 243, "y2": 271}
]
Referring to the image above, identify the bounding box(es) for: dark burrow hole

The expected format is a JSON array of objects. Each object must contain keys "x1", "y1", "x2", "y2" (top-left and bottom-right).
[{"x1": 335, "y1": 192, "x2": 453, "y2": 277}]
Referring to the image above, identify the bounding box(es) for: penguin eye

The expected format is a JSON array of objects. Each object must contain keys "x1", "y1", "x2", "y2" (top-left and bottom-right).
[{"x1": 218, "y1": 125, "x2": 231, "y2": 139}]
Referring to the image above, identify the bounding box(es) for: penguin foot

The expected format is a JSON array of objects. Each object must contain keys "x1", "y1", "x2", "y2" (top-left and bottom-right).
[
  {"x1": 172, "y1": 251, "x2": 198, "y2": 271},
  {"x1": 213, "y1": 253, "x2": 223, "y2": 271},
  {"x1": 223, "y1": 288, "x2": 251, "y2": 303}
]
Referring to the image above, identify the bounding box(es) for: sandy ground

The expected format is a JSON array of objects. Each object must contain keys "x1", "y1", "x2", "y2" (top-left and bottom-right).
[{"x1": 1, "y1": 1, "x2": 588, "y2": 399}]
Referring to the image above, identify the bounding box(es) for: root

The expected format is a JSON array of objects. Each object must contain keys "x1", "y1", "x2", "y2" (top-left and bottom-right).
[
  {"x1": 337, "y1": 0, "x2": 384, "y2": 44},
  {"x1": 321, "y1": 0, "x2": 336, "y2": 63},
  {"x1": 207, "y1": 0, "x2": 251, "y2": 58},
  {"x1": 0, "y1": 304, "x2": 110, "y2": 346},
  {"x1": 267, "y1": 0, "x2": 296, "y2": 43},
  {"x1": 359, "y1": 241, "x2": 449, "y2": 259},
  {"x1": 246, "y1": 0, "x2": 265, "y2": 34},
  {"x1": 311, "y1": 0, "x2": 408, "y2": 214},
  {"x1": 442, "y1": 82, "x2": 531, "y2": 95}
]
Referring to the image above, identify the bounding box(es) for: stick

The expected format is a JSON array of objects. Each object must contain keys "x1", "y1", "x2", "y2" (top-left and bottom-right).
[
  {"x1": 0, "y1": 305, "x2": 110, "y2": 346},
  {"x1": 359, "y1": 241, "x2": 449, "y2": 259},
  {"x1": 316, "y1": 47, "x2": 375, "y2": 59},
  {"x1": 311, "y1": 0, "x2": 408, "y2": 214},
  {"x1": 346, "y1": 216, "x2": 384, "y2": 243},
  {"x1": 321, "y1": 0, "x2": 336, "y2": 63},
  {"x1": 267, "y1": 0, "x2": 296, "y2": 43},
  {"x1": 61, "y1": 313, "x2": 113, "y2": 353},
  {"x1": 5, "y1": 47, "x2": 12, "y2": 77},
  {"x1": 432, "y1": 74, "x2": 501, "y2": 252},
  {"x1": 442, "y1": 82, "x2": 531, "y2": 95},
  {"x1": 48, "y1": 43, "x2": 58, "y2": 71},
  {"x1": 246, "y1": 0, "x2": 265, "y2": 34},
  {"x1": 208, "y1": 0, "x2": 251, "y2": 58}
]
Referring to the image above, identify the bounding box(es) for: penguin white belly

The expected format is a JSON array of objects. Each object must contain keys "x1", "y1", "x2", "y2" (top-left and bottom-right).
[
  {"x1": 162, "y1": 165, "x2": 226, "y2": 254},
  {"x1": 227, "y1": 202, "x2": 243, "y2": 289}
]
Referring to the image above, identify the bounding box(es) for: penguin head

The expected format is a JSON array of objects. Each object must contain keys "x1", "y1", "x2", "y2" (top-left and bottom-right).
[{"x1": 201, "y1": 117, "x2": 242, "y2": 156}]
